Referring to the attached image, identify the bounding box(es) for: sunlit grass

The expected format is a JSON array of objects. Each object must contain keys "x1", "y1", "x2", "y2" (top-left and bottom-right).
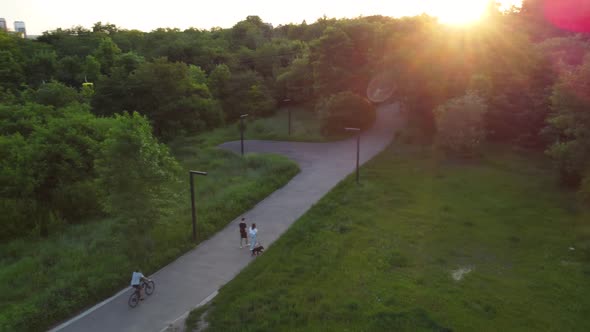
[{"x1": 199, "y1": 143, "x2": 590, "y2": 331}]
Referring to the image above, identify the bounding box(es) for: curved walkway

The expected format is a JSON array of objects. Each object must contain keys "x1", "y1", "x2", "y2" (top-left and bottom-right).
[{"x1": 51, "y1": 103, "x2": 401, "y2": 332}]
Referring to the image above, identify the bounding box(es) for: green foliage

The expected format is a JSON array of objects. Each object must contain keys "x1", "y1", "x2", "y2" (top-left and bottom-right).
[
  {"x1": 27, "y1": 81, "x2": 81, "y2": 108},
  {"x1": 208, "y1": 64, "x2": 231, "y2": 99},
  {"x1": 24, "y1": 50, "x2": 58, "y2": 87},
  {"x1": 434, "y1": 93, "x2": 488, "y2": 156},
  {"x1": 230, "y1": 16, "x2": 272, "y2": 50},
  {"x1": 0, "y1": 102, "x2": 106, "y2": 238},
  {"x1": 202, "y1": 144, "x2": 590, "y2": 331},
  {"x1": 0, "y1": 137, "x2": 299, "y2": 332},
  {"x1": 83, "y1": 55, "x2": 101, "y2": 82},
  {"x1": 56, "y1": 55, "x2": 84, "y2": 86},
  {"x1": 546, "y1": 55, "x2": 590, "y2": 187},
  {"x1": 93, "y1": 37, "x2": 122, "y2": 75},
  {"x1": 221, "y1": 70, "x2": 276, "y2": 120},
  {"x1": 312, "y1": 27, "x2": 357, "y2": 96},
  {"x1": 317, "y1": 91, "x2": 376, "y2": 136},
  {"x1": 276, "y1": 56, "x2": 314, "y2": 103},
  {"x1": 0, "y1": 50, "x2": 25, "y2": 91},
  {"x1": 95, "y1": 112, "x2": 181, "y2": 225},
  {"x1": 93, "y1": 58, "x2": 223, "y2": 137}
]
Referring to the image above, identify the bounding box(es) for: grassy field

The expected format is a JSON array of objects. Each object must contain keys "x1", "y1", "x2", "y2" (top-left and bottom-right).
[
  {"x1": 193, "y1": 106, "x2": 345, "y2": 147},
  {"x1": 196, "y1": 143, "x2": 590, "y2": 332},
  {"x1": 0, "y1": 130, "x2": 299, "y2": 331}
]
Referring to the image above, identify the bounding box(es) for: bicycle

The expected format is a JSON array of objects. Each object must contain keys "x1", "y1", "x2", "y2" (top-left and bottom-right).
[{"x1": 128, "y1": 279, "x2": 155, "y2": 308}]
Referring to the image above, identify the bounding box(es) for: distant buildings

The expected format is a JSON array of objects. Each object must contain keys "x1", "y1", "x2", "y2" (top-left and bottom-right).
[
  {"x1": 0, "y1": 18, "x2": 27, "y2": 38},
  {"x1": 14, "y1": 21, "x2": 26, "y2": 37}
]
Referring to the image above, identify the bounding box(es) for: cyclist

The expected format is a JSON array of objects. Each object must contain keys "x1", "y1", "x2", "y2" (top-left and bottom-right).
[{"x1": 130, "y1": 269, "x2": 149, "y2": 300}]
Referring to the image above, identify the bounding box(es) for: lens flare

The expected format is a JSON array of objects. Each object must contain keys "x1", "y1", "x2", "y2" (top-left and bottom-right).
[
  {"x1": 544, "y1": 0, "x2": 590, "y2": 33},
  {"x1": 367, "y1": 73, "x2": 395, "y2": 103}
]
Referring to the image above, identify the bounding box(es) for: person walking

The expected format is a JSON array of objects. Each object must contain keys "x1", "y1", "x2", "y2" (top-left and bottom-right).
[
  {"x1": 239, "y1": 217, "x2": 249, "y2": 248},
  {"x1": 249, "y1": 223, "x2": 258, "y2": 253}
]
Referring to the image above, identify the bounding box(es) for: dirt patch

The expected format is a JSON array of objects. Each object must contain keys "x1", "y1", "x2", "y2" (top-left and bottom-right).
[{"x1": 452, "y1": 266, "x2": 473, "y2": 281}]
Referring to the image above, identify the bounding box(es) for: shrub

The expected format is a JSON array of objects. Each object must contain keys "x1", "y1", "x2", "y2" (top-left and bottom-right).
[
  {"x1": 434, "y1": 92, "x2": 487, "y2": 156},
  {"x1": 317, "y1": 91, "x2": 376, "y2": 136}
]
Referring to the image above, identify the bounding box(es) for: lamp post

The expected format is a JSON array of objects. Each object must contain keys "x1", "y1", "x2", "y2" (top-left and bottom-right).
[
  {"x1": 283, "y1": 99, "x2": 292, "y2": 136},
  {"x1": 345, "y1": 127, "x2": 361, "y2": 184},
  {"x1": 240, "y1": 114, "x2": 249, "y2": 156},
  {"x1": 189, "y1": 170, "x2": 208, "y2": 241}
]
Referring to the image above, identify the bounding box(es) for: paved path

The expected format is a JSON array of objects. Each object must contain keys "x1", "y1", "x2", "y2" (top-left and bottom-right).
[{"x1": 51, "y1": 103, "x2": 401, "y2": 332}]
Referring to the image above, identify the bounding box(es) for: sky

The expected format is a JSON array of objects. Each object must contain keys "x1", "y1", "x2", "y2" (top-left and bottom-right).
[{"x1": 1, "y1": 0, "x2": 522, "y2": 36}]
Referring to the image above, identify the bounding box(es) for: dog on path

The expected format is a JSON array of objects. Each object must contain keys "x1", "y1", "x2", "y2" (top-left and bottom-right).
[{"x1": 251, "y1": 243, "x2": 264, "y2": 256}]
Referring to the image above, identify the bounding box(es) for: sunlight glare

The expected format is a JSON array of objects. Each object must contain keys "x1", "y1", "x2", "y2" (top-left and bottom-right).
[{"x1": 429, "y1": 0, "x2": 490, "y2": 25}]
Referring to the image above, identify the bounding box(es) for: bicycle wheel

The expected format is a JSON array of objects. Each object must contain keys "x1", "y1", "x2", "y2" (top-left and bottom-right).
[
  {"x1": 128, "y1": 291, "x2": 140, "y2": 308},
  {"x1": 144, "y1": 280, "x2": 155, "y2": 296}
]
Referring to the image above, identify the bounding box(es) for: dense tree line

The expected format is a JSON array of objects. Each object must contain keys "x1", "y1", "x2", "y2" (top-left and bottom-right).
[{"x1": 2, "y1": 0, "x2": 590, "y2": 241}]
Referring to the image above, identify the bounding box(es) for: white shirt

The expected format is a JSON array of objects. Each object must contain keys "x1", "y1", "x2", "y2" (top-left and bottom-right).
[
  {"x1": 131, "y1": 272, "x2": 145, "y2": 286},
  {"x1": 249, "y1": 228, "x2": 258, "y2": 237}
]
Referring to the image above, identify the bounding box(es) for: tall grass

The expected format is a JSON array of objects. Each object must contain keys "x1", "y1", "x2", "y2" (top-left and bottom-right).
[
  {"x1": 200, "y1": 143, "x2": 590, "y2": 331},
  {"x1": 0, "y1": 140, "x2": 299, "y2": 331},
  {"x1": 192, "y1": 106, "x2": 345, "y2": 147}
]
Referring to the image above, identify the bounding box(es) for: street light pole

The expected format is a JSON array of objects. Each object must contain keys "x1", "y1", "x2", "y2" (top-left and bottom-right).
[
  {"x1": 240, "y1": 114, "x2": 249, "y2": 156},
  {"x1": 283, "y1": 99, "x2": 291, "y2": 136},
  {"x1": 190, "y1": 170, "x2": 208, "y2": 241},
  {"x1": 345, "y1": 127, "x2": 361, "y2": 184}
]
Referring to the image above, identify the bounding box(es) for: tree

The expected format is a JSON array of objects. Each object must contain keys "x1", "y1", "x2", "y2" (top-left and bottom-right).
[
  {"x1": 221, "y1": 70, "x2": 276, "y2": 120},
  {"x1": 434, "y1": 93, "x2": 488, "y2": 156},
  {"x1": 95, "y1": 112, "x2": 180, "y2": 238},
  {"x1": 25, "y1": 50, "x2": 58, "y2": 87},
  {"x1": 94, "y1": 37, "x2": 122, "y2": 75},
  {"x1": 0, "y1": 50, "x2": 25, "y2": 91},
  {"x1": 208, "y1": 64, "x2": 231, "y2": 99},
  {"x1": 230, "y1": 16, "x2": 272, "y2": 50},
  {"x1": 1, "y1": 102, "x2": 107, "y2": 237},
  {"x1": 316, "y1": 91, "x2": 376, "y2": 136},
  {"x1": 56, "y1": 55, "x2": 84, "y2": 86},
  {"x1": 546, "y1": 55, "x2": 590, "y2": 185},
  {"x1": 311, "y1": 27, "x2": 357, "y2": 96},
  {"x1": 0, "y1": 133, "x2": 37, "y2": 239},
  {"x1": 93, "y1": 58, "x2": 223, "y2": 137},
  {"x1": 83, "y1": 55, "x2": 101, "y2": 82},
  {"x1": 276, "y1": 56, "x2": 314, "y2": 103},
  {"x1": 28, "y1": 81, "x2": 81, "y2": 108}
]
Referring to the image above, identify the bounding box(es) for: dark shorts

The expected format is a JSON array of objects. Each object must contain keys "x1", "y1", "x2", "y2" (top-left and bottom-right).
[
  {"x1": 132, "y1": 284, "x2": 141, "y2": 289},
  {"x1": 240, "y1": 231, "x2": 247, "y2": 239}
]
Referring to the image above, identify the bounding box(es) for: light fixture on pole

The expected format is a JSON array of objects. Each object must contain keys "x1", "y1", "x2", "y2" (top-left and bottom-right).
[{"x1": 345, "y1": 127, "x2": 361, "y2": 184}]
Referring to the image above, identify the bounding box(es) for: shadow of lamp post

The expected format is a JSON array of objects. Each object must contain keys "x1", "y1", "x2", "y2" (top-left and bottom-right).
[{"x1": 345, "y1": 127, "x2": 361, "y2": 184}]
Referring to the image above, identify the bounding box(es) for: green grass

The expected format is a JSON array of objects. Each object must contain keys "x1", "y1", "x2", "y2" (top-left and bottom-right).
[
  {"x1": 201, "y1": 143, "x2": 590, "y2": 332},
  {"x1": 192, "y1": 106, "x2": 345, "y2": 147},
  {"x1": 0, "y1": 133, "x2": 299, "y2": 331}
]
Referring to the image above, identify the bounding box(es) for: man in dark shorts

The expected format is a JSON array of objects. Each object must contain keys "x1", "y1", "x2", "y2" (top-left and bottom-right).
[{"x1": 239, "y1": 217, "x2": 249, "y2": 248}]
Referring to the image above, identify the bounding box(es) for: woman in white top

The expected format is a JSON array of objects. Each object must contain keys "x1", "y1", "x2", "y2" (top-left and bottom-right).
[{"x1": 249, "y1": 223, "x2": 258, "y2": 252}]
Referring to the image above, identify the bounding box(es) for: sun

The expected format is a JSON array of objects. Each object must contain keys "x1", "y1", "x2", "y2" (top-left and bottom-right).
[{"x1": 429, "y1": 0, "x2": 491, "y2": 25}]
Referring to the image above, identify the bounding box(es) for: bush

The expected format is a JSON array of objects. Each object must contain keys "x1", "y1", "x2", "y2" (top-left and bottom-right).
[
  {"x1": 317, "y1": 91, "x2": 376, "y2": 136},
  {"x1": 434, "y1": 92, "x2": 487, "y2": 156}
]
